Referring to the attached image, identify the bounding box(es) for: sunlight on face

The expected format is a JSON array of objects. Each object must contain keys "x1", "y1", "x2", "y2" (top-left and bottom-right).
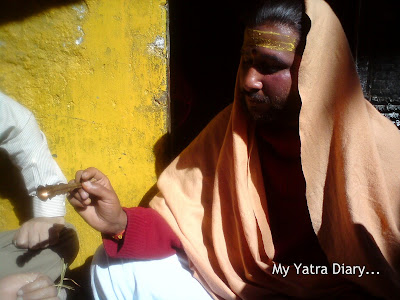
[{"x1": 239, "y1": 23, "x2": 302, "y2": 127}]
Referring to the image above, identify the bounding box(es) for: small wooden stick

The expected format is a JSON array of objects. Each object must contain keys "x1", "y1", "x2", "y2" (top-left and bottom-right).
[{"x1": 36, "y1": 179, "x2": 96, "y2": 201}]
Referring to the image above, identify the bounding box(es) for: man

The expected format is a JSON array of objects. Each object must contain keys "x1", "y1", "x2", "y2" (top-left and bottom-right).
[
  {"x1": 0, "y1": 92, "x2": 79, "y2": 299},
  {"x1": 69, "y1": 0, "x2": 400, "y2": 299}
]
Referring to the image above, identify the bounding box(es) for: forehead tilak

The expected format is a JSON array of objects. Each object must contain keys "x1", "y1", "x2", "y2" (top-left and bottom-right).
[{"x1": 243, "y1": 28, "x2": 296, "y2": 52}]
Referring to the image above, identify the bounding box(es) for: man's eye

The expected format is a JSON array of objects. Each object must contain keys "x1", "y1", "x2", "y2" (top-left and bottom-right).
[{"x1": 258, "y1": 65, "x2": 284, "y2": 75}]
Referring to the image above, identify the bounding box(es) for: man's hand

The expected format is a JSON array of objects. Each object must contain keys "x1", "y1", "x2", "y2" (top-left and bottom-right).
[
  {"x1": 67, "y1": 167, "x2": 127, "y2": 236},
  {"x1": 0, "y1": 273, "x2": 59, "y2": 300},
  {"x1": 13, "y1": 217, "x2": 65, "y2": 249}
]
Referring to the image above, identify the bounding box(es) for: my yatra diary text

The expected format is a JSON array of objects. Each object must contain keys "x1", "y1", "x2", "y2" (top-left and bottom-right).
[{"x1": 272, "y1": 263, "x2": 380, "y2": 278}]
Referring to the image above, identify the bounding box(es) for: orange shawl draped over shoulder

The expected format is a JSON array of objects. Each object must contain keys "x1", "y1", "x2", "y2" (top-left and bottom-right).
[{"x1": 150, "y1": 0, "x2": 400, "y2": 298}]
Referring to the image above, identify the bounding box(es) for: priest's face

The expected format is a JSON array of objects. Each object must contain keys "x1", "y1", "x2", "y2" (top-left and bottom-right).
[{"x1": 238, "y1": 22, "x2": 302, "y2": 128}]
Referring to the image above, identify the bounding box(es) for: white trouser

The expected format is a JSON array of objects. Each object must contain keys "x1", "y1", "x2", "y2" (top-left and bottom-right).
[{"x1": 90, "y1": 246, "x2": 213, "y2": 300}]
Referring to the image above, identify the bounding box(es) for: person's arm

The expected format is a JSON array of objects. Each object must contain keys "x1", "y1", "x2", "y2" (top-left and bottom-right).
[
  {"x1": 103, "y1": 207, "x2": 182, "y2": 259},
  {"x1": 0, "y1": 93, "x2": 67, "y2": 249},
  {"x1": 0, "y1": 94, "x2": 67, "y2": 218},
  {"x1": 68, "y1": 167, "x2": 182, "y2": 259}
]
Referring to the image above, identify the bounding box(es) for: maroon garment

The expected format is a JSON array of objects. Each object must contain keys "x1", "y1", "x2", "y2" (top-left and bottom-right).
[
  {"x1": 256, "y1": 125, "x2": 328, "y2": 266},
  {"x1": 103, "y1": 207, "x2": 182, "y2": 259}
]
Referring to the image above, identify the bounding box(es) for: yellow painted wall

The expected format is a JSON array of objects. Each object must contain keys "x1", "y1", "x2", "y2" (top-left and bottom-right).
[{"x1": 0, "y1": 0, "x2": 168, "y2": 269}]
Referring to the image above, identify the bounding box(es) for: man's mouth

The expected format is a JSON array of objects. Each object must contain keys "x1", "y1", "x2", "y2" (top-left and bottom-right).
[
  {"x1": 246, "y1": 95, "x2": 270, "y2": 105},
  {"x1": 248, "y1": 98, "x2": 265, "y2": 104}
]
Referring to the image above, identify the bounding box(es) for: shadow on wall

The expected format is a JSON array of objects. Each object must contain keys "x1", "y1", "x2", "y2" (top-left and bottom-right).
[
  {"x1": 0, "y1": 150, "x2": 32, "y2": 224},
  {"x1": 139, "y1": 133, "x2": 172, "y2": 208},
  {"x1": 0, "y1": 0, "x2": 83, "y2": 25}
]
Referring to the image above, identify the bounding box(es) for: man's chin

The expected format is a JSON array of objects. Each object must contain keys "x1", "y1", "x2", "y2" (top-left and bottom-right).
[
  {"x1": 250, "y1": 112, "x2": 279, "y2": 124},
  {"x1": 244, "y1": 103, "x2": 272, "y2": 121},
  {"x1": 240, "y1": 95, "x2": 300, "y2": 128},
  {"x1": 247, "y1": 109, "x2": 299, "y2": 129},
  {"x1": 245, "y1": 104, "x2": 278, "y2": 122}
]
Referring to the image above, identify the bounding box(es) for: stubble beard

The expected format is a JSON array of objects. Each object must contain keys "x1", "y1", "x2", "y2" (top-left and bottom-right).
[
  {"x1": 240, "y1": 91, "x2": 301, "y2": 128},
  {"x1": 241, "y1": 92, "x2": 284, "y2": 123}
]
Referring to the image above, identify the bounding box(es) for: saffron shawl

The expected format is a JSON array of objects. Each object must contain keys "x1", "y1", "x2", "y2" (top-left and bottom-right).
[{"x1": 150, "y1": 0, "x2": 400, "y2": 298}]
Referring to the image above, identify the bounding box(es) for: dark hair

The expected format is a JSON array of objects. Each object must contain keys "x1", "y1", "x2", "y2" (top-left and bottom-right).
[
  {"x1": 239, "y1": 0, "x2": 307, "y2": 52},
  {"x1": 241, "y1": 0, "x2": 304, "y2": 30}
]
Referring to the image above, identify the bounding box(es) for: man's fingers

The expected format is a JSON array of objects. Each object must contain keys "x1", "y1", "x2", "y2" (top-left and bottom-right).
[
  {"x1": 76, "y1": 188, "x2": 89, "y2": 200},
  {"x1": 81, "y1": 167, "x2": 107, "y2": 182},
  {"x1": 68, "y1": 188, "x2": 83, "y2": 201},
  {"x1": 18, "y1": 274, "x2": 57, "y2": 299},
  {"x1": 82, "y1": 198, "x2": 92, "y2": 205},
  {"x1": 68, "y1": 182, "x2": 90, "y2": 209},
  {"x1": 81, "y1": 180, "x2": 115, "y2": 200},
  {"x1": 18, "y1": 274, "x2": 51, "y2": 292},
  {"x1": 81, "y1": 167, "x2": 114, "y2": 192},
  {"x1": 67, "y1": 195, "x2": 86, "y2": 209},
  {"x1": 71, "y1": 168, "x2": 114, "y2": 200},
  {"x1": 18, "y1": 285, "x2": 58, "y2": 299},
  {"x1": 28, "y1": 229, "x2": 41, "y2": 249},
  {"x1": 0, "y1": 273, "x2": 40, "y2": 298},
  {"x1": 69, "y1": 177, "x2": 90, "y2": 202},
  {"x1": 36, "y1": 226, "x2": 52, "y2": 249},
  {"x1": 74, "y1": 170, "x2": 84, "y2": 183},
  {"x1": 13, "y1": 229, "x2": 28, "y2": 249}
]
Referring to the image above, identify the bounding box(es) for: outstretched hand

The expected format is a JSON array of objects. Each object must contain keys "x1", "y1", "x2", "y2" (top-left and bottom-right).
[{"x1": 67, "y1": 167, "x2": 127, "y2": 236}]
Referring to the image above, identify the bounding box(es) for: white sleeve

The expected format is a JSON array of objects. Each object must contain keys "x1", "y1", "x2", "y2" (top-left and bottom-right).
[{"x1": 0, "y1": 92, "x2": 67, "y2": 217}]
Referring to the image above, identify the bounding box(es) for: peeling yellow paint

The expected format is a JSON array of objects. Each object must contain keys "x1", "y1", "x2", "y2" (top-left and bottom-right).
[{"x1": 0, "y1": 0, "x2": 168, "y2": 270}]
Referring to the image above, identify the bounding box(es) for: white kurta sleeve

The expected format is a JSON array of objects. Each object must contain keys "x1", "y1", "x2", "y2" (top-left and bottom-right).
[{"x1": 0, "y1": 91, "x2": 66, "y2": 217}]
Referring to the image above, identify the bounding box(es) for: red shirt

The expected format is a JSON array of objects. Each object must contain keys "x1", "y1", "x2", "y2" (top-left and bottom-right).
[{"x1": 103, "y1": 207, "x2": 182, "y2": 259}]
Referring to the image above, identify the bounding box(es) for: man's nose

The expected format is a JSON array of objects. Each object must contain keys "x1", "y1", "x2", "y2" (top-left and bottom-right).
[{"x1": 243, "y1": 67, "x2": 263, "y2": 92}]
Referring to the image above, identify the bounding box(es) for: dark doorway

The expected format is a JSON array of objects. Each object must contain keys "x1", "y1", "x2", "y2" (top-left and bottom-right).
[{"x1": 168, "y1": 0, "x2": 243, "y2": 158}]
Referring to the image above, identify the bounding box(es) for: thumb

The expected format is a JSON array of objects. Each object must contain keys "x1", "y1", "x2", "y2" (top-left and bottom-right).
[{"x1": 82, "y1": 180, "x2": 115, "y2": 200}]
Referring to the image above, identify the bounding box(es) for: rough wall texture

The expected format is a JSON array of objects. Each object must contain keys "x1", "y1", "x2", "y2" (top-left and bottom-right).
[
  {"x1": 358, "y1": 56, "x2": 400, "y2": 127},
  {"x1": 355, "y1": 1, "x2": 400, "y2": 129},
  {"x1": 0, "y1": 0, "x2": 168, "y2": 269},
  {"x1": 328, "y1": 0, "x2": 400, "y2": 129}
]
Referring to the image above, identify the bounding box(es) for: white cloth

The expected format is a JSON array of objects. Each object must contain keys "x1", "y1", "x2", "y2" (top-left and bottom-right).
[
  {"x1": 0, "y1": 91, "x2": 66, "y2": 217},
  {"x1": 91, "y1": 246, "x2": 213, "y2": 300}
]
